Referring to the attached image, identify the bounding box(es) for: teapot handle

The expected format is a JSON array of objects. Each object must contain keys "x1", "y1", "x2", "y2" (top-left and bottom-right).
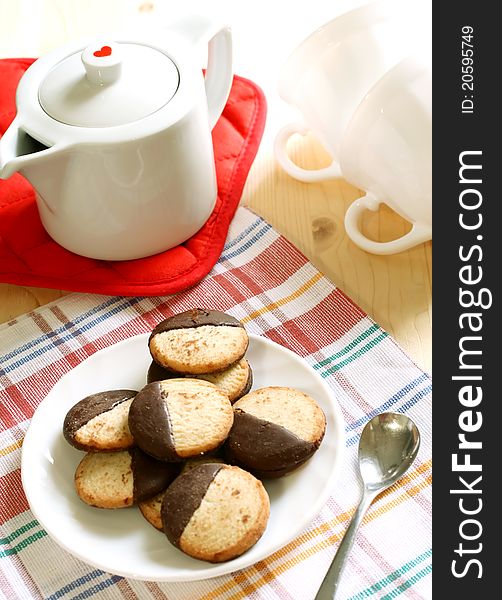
[{"x1": 167, "y1": 15, "x2": 233, "y2": 129}]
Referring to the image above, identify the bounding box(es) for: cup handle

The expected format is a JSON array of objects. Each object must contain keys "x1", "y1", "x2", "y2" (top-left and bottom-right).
[
  {"x1": 344, "y1": 193, "x2": 431, "y2": 254},
  {"x1": 274, "y1": 122, "x2": 342, "y2": 182}
]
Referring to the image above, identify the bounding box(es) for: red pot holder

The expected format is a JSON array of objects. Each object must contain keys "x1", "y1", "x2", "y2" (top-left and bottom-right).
[{"x1": 0, "y1": 58, "x2": 266, "y2": 296}]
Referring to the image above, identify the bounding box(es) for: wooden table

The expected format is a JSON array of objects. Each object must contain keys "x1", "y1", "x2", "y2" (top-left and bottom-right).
[{"x1": 0, "y1": 0, "x2": 432, "y2": 373}]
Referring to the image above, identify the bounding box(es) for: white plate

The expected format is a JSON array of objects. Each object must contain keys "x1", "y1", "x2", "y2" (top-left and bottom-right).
[{"x1": 21, "y1": 333, "x2": 345, "y2": 582}]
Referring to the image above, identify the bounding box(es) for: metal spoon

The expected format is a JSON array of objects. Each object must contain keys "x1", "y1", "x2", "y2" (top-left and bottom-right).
[{"x1": 315, "y1": 412, "x2": 420, "y2": 600}]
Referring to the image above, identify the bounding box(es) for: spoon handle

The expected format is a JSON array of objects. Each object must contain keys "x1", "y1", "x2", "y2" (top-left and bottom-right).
[{"x1": 315, "y1": 491, "x2": 376, "y2": 600}]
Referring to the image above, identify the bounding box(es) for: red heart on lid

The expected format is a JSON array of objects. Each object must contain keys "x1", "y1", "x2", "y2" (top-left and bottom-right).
[{"x1": 93, "y1": 46, "x2": 112, "y2": 58}]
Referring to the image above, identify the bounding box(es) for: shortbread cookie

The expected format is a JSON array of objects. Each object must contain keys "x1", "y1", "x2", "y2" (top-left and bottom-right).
[
  {"x1": 196, "y1": 359, "x2": 253, "y2": 403},
  {"x1": 149, "y1": 308, "x2": 248, "y2": 375},
  {"x1": 138, "y1": 491, "x2": 165, "y2": 530},
  {"x1": 162, "y1": 464, "x2": 269, "y2": 562},
  {"x1": 128, "y1": 379, "x2": 233, "y2": 461},
  {"x1": 147, "y1": 359, "x2": 253, "y2": 403},
  {"x1": 75, "y1": 447, "x2": 180, "y2": 509},
  {"x1": 225, "y1": 387, "x2": 326, "y2": 478},
  {"x1": 63, "y1": 389, "x2": 137, "y2": 451},
  {"x1": 139, "y1": 456, "x2": 225, "y2": 530}
]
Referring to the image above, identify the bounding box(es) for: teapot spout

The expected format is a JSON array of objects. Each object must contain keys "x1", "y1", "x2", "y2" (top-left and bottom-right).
[{"x1": 0, "y1": 118, "x2": 59, "y2": 179}]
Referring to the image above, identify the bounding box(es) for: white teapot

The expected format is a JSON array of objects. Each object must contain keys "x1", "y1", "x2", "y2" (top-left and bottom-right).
[{"x1": 0, "y1": 16, "x2": 232, "y2": 260}]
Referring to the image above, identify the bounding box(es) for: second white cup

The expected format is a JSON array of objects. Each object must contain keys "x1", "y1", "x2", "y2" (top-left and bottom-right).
[
  {"x1": 274, "y1": 0, "x2": 423, "y2": 182},
  {"x1": 341, "y1": 56, "x2": 432, "y2": 254}
]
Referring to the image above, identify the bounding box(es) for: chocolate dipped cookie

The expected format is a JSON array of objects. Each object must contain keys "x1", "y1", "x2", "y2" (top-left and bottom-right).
[
  {"x1": 75, "y1": 447, "x2": 180, "y2": 509},
  {"x1": 128, "y1": 379, "x2": 233, "y2": 461},
  {"x1": 148, "y1": 308, "x2": 248, "y2": 375},
  {"x1": 138, "y1": 455, "x2": 226, "y2": 530},
  {"x1": 162, "y1": 463, "x2": 269, "y2": 562},
  {"x1": 225, "y1": 387, "x2": 326, "y2": 478},
  {"x1": 63, "y1": 389, "x2": 137, "y2": 452},
  {"x1": 147, "y1": 358, "x2": 253, "y2": 403}
]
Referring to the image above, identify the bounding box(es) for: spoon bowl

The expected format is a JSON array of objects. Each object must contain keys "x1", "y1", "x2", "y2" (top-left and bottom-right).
[{"x1": 359, "y1": 412, "x2": 420, "y2": 492}]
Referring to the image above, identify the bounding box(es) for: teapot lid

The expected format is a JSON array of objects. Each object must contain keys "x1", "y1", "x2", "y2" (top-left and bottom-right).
[{"x1": 38, "y1": 41, "x2": 179, "y2": 127}]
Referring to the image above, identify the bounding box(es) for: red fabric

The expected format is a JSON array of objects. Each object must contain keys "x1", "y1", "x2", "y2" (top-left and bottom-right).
[{"x1": 0, "y1": 59, "x2": 266, "y2": 296}]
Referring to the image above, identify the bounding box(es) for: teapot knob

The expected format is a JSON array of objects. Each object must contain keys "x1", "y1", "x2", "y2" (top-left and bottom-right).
[{"x1": 82, "y1": 42, "x2": 122, "y2": 85}]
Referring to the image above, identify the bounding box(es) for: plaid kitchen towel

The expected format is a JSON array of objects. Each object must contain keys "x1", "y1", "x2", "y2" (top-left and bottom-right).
[{"x1": 0, "y1": 207, "x2": 432, "y2": 600}]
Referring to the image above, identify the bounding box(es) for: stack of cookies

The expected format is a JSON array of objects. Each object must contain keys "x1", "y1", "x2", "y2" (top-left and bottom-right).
[
  {"x1": 147, "y1": 308, "x2": 253, "y2": 402},
  {"x1": 62, "y1": 308, "x2": 327, "y2": 564}
]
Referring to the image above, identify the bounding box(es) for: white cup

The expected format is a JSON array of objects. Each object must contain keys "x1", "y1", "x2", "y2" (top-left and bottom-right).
[
  {"x1": 274, "y1": 0, "x2": 424, "y2": 182},
  {"x1": 340, "y1": 56, "x2": 431, "y2": 254}
]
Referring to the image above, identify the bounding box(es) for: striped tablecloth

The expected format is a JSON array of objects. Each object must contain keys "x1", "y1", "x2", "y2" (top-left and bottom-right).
[{"x1": 0, "y1": 207, "x2": 432, "y2": 600}]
